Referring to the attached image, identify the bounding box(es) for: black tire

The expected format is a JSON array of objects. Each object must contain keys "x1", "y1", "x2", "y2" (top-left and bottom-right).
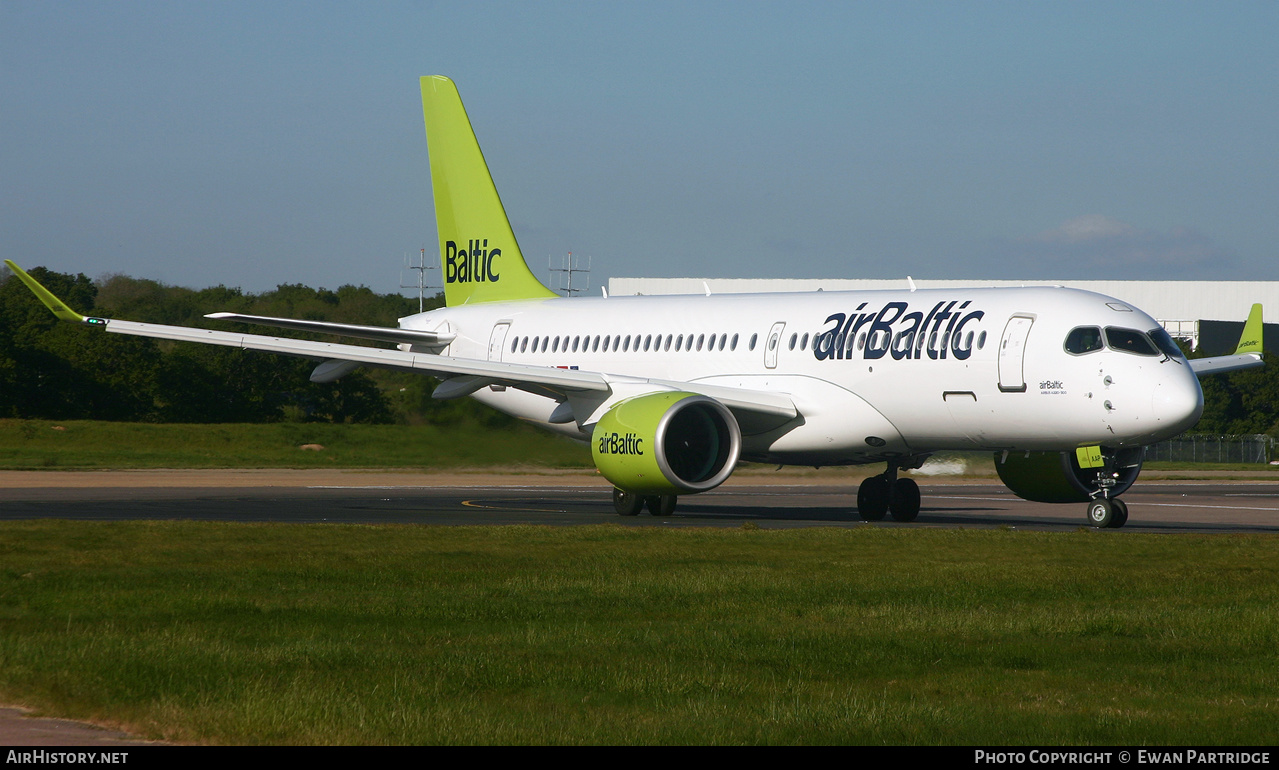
[
  {"x1": 1086, "y1": 498, "x2": 1114, "y2": 528},
  {"x1": 858, "y1": 476, "x2": 890, "y2": 521},
  {"x1": 613, "y1": 488, "x2": 644, "y2": 516},
  {"x1": 1110, "y1": 498, "x2": 1128, "y2": 528},
  {"x1": 646, "y1": 495, "x2": 677, "y2": 516},
  {"x1": 890, "y1": 478, "x2": 921, "y2": 522}
]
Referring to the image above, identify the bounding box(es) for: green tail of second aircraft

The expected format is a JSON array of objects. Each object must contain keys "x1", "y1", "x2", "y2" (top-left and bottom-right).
[
  {"x1": 1235, "y1": 303, "x2": 1264, "y2": 356},
  {"x1": 421, "y1": 76, "x2": 556, "y2": 307}
]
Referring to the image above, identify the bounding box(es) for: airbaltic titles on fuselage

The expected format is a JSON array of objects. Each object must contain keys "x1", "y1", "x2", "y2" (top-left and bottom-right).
[
  {"x1": 444, "y1": 239, "x2": 501, "y2": 284},
  {"x1": 814, "y1": 300, "x2": 985, "y2": 361},
  {"x1": 494, "y1": 299, "x2": 989, "y2": 363}
]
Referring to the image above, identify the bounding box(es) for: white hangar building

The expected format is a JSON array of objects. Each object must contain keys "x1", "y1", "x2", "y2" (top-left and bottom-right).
[{"x1": 606, "y1": 278, "x2": 1279, "y2": 355}]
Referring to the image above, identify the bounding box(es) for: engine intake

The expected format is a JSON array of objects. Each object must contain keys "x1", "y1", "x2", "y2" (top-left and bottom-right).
[{"x1": 591, "y1": 392, "x2": 741, "y2": 495}]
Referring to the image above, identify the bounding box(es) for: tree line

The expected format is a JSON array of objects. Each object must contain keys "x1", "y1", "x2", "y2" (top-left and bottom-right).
[{"x1": 1, "y1": 265, "x2": 1275, "y2": 434}]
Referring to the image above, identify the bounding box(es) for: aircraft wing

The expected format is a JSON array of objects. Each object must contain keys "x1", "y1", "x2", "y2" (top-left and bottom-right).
[
  {"x1": 1188, "y1": 353, "x2": 1264, "y2": 376},
  {"x1": 4, "y1": 260, "x2": 797, "y2": 424},
  {"x1": 204, "y1": 312, "x2": 455, "y2": 348},
  {"x1": 1189, "y1": 303, "x2": 1265, "y2": 377}
]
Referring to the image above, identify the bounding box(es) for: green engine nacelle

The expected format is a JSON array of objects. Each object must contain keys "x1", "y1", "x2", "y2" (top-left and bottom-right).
[
  {"x1": 591, "y1": 392, "x2": 741, "y2": 495},
  {"x1": 995, "y1": 448, "x2": 1144, "y2": 503}
]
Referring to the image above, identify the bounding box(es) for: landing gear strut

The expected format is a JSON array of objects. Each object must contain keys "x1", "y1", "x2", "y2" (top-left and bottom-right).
[{"x1": 857, "y1": 461, "x2": 922, "y2": 522}]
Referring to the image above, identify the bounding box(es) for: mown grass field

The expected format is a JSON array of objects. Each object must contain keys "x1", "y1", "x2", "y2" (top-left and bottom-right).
[
  {"x1": 2, "y1": 522, "x2": 1277, "y2": 745},
  {"x1": 0, "y1": 419, "x2": 591, "y2": 469}
]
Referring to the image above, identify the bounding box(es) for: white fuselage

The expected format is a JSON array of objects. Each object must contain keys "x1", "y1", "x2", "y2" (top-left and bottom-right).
[{"x1": 402, "y1": 286, "x2": 1204, "y2": 465}]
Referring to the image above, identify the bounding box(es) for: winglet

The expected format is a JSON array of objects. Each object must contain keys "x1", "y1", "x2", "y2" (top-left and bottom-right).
[
  {"x1": 1234, "y1": 303, "x2": 1263, "y2": 356},
  {"x1": 3, "y1": 260, "x2": 86, "y2": 322}
]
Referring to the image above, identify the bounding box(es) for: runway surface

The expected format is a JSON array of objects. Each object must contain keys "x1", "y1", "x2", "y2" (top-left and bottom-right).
[{"x1": 2, "y1": 472, "x2": 1278, "y2": 533}]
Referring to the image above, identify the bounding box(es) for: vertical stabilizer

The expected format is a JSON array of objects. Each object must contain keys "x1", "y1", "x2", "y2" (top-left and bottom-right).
[
  {"x1": 421, "y1": 76, "x2": 556, "y2": 307},
  {"x1": 1235, "y1": 303, "x2": 1264, "y2": 356}
]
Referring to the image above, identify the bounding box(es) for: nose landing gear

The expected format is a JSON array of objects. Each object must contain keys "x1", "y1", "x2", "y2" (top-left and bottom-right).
[{"x1": 1086, "y1": 496, "x2": 1129, "y2": 528}]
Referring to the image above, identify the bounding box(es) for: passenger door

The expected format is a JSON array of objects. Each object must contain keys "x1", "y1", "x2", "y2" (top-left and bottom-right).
[{"x1": 997, "y1": 315, "x2": 1034, "y2": 393}]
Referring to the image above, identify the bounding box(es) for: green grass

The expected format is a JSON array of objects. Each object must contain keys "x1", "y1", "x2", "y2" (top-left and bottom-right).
[
  {"x1": 1, "y1": 523, "x2": 1277, "y2": 744},
  {"x1": 0, "y1": 419, "x2": 591, "y2": 469}
]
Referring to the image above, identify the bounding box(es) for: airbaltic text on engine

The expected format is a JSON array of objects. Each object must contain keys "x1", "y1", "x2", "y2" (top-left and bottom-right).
[
  {"x1": 597, "y1": 432, "x2": 644, "y2": 456},
  {"x1": 444, "y1": 239, "x2": 501, "y2": 283},
  {"x1": 814, "y1": 300, "x2": 985, "y2": 361}
]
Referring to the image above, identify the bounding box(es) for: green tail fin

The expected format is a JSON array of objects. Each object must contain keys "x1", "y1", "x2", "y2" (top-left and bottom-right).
[
  {"x1": 421, "y1": 76, "x2": 556, "y2": 307},
  {"x1": 1234, "y1": 303, "x2": 1264, "y2": 356}
]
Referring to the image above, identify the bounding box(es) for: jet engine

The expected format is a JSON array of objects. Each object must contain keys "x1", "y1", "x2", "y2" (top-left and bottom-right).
[
  {"x1": 590, "y1": 392, "x2": 741, "y2": 495},
  {"x1": 995, "y1": 447, "x2": 1144, "y2": 503}
]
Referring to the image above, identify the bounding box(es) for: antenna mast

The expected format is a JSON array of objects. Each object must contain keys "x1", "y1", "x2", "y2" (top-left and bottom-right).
[
  {"x1": 400, "y1": 248, "x2": 438, "y2": 313},
  {"x1": 548, "y1": 252, "x2": 591, "y2": 297}
]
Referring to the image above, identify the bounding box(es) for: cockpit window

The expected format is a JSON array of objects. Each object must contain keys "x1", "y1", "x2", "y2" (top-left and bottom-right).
[
  {"x1": 1148, "y1": 327, "x2": 1186, "y2": 360},
  {"x1": 1104, "y1": 327, "x2": 1159, "y2": 356},
  {"x1": 1064, "y1": 326, "x2": 1104, "y2": 355}
]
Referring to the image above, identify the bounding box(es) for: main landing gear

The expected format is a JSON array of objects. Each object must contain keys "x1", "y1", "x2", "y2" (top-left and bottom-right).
[
  {"x1": 857, "y1": 461, "x2": 921, "y2": 522},
  {"x1": 613, "y1": 488, "x2": 677, "y2": 517},
  {"x1": 1086, "y1": 497, "x2": 1128, "y2": 528}
]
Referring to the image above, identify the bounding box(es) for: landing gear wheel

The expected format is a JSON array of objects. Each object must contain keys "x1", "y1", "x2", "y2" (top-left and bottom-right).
[
  {"x1": 646, "y1": 495, "x2": 677, "y2": 516},
  {"x1": 857, "y1": 476, "x2": 890, "y2": 521},
  {"x1": 613, "y1": 488, "x2": 643, "y2": 516},
  {"x1": 1086, "y1": 498, "x2": 1115, "y2": 528},
  {"x1": 889, "y1": 478, "x2": 921, "y2": 522},
  {"x1": 1110, "y1": 498, "x2": 1128, "y2": 528}
]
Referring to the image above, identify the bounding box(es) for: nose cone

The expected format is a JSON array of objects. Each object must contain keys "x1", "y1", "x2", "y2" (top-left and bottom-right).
[{"x1": 1150, "y1": 368, "x2": 1204, "y2": 440}]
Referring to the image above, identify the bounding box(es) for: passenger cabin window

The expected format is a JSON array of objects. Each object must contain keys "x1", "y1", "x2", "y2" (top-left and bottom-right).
[
  {"x1": 1104, "y1": 327, "x2": 1160, "y2": 357},
  {"x1": 1064, "y1": 327, "x2": 1104, "y2": 355},
  {"x1": 749, "y1": 333, "x2": 758, "y2": 351}
]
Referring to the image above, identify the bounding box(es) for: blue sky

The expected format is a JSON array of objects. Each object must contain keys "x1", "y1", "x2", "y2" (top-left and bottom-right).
[{"x1": 2, "y1": 1, "x2": 1275, "y2": 295}]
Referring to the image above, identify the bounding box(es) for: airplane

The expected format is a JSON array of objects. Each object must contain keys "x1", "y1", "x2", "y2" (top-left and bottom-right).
[{"x1": 5, "y1": 75, "x2": 1265, "y2": 528}]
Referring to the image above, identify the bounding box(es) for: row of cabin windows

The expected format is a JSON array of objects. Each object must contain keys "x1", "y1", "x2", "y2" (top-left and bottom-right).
[
  {"x1": 510, "y1": 332, "x2": 756, "y2": 355},
  {"x1": 507, "y1": 328, "x2": 991, "y2": 356}
]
